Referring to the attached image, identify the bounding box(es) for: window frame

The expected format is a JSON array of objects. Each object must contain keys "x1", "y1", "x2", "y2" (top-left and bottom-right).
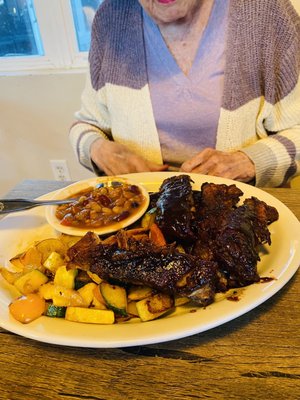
[{"x1": 0, "y1": 0, "x2": 91, "y2": 75}]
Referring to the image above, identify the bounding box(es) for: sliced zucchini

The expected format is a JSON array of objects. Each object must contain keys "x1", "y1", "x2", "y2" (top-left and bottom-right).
[
  {"x1": 46, "y1": 303, "x2": 66, "y2": 318},
  {"x1": 127, "y1": 285, "x2": 153, "y2": 301},
  {"x1": 174, "y1": 296, "x2": 190, "y2": 306},
  {"x1": 127, "y1": 301, "x2": 139, "y2": 317},
  {"x1": 77, "y1": 282, "x2": 98, "y2": 307},
  {"x1": 39, "y1": 282, "x2": 84, "y2": 307},
  {"x1": 54, "y1": 265, "x2": 78, "y2": 289},
  {"x1": 65, "y1": 307, "x2": 115, "y2": 324},
  {"x1": 91, "y1": 285, "x2": 107, "y2": 310},
  {"x1": 39, "y1": 282, "x2": 55, "y2": 300},
  {"x1": 136, "y1": 293, "x2": 174, "y2": 322},
  {"x1": 43, "y1": 251, "x2": 65, "y2": 273},
  {"x1": 87, "y1": 270, "x2": 102, "y2": 284},
  {"x1": 14, "y1": 269, "x2": 48, "y2": 295},
  {"x1": 74, "y1": 270, "x2": 93, "y2": 290},
  {"x1": 52, "y1": 286, "x2": 84, "y2": 307},
  {"x1": 100, "y1": 282, "x2": 127, "y2": 316},
  {"x1": 91, "y1": 296, "x2": 107, "y2": 310}
]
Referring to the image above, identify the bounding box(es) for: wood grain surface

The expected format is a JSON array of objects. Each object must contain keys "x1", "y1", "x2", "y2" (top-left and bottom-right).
[{"x1": 0, "y1": 181, "x2": 299, "y2": 400}]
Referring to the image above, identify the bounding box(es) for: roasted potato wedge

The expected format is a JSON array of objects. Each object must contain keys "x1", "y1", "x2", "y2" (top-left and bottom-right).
[{"x1": 36, "y1": 238, "x2": 67, "y2": 263}]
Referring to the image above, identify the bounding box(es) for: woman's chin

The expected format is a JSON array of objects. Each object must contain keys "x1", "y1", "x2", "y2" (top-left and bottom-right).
[{"x1": 141, "y1": 0, "x2": 197, "y2": 25}]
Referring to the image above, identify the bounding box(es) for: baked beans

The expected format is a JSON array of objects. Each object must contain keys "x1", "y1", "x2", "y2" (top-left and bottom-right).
[{"x1": 55, "y1": 181, "x2": 147, "y2": 228}]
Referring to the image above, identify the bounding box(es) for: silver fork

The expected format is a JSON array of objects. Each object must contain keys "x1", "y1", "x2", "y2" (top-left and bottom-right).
[{"x1": 0, "y1": 198, "x2": 75, "y2": 214}]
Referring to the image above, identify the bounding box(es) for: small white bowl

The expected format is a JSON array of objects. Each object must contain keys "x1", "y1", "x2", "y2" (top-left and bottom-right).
[{"x1": 45, "y1": 176, "x2": 150, "y2": 236}]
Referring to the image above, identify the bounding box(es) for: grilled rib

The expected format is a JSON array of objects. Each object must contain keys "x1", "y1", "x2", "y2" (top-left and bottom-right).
[
  {"x1": 155, "y1": 174, "x2": 196, "y2": 243},
  {"x1": 67, "y1": 230, "x2": 217, "y2": 306}
]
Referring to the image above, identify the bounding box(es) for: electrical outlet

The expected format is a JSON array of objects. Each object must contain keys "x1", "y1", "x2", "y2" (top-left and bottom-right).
[{"x1": 50, "y1": 160, "x2": 71, "y2": 181}]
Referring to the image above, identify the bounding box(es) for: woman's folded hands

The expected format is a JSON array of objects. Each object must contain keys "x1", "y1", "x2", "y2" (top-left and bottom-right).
[
  {"x1": 180, "y1": 147, "x2": 255, "y2": 183},
  {"x1": 90, "y1": 139, "x2": 168, "y2": 175}
]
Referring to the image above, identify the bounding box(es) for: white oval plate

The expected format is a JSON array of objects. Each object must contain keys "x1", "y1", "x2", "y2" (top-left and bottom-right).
[
  {"x1": 0, "y1": 172, "x2": 299, "y2": 348},
  {"x1": 45, "y1": 176, "x2": 150, "y2": 236}
]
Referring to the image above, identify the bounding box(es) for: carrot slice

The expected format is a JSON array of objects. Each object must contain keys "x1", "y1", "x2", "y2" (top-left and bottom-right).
[{"x1": 149, "y1": 223, "x2": 166, "y2": 246}]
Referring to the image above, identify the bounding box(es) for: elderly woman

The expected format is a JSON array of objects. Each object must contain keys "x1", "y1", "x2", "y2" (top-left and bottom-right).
[{"x1": 70, "y1": 0, "x2": 300, "y2": 187}]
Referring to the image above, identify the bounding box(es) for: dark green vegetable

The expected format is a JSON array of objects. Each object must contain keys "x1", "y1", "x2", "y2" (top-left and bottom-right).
[{"x1": 46, "y1": 304, "x2": 66, "y2": 318}]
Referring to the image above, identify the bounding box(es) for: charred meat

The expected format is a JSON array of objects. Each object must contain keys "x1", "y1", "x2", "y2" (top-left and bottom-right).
[
  {"x1": 67, "y1": 175, "x2": 279, "y2": 308},
  {"x1": 67, "y1": 230, "x2": 217, "y2": 306},
  {"x1": 192, "y1": 183, "x2": 279, "y2": 289},
  {"x1": 155, "y1": 174, "x2": 195, "y2": 243},
  {"x1": 197, "y1": 182, "x2": 243, "y2": 213}
]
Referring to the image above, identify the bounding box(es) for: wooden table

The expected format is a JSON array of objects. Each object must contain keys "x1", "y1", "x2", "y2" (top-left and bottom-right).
[{"x1": 1, "y1": 180, "x2": 299, "y2": 400}]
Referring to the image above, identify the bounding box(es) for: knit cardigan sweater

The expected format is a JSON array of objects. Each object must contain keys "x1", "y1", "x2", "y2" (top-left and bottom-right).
[{"x1": 70, "y1": 0, "x2": 300, "y2": 187}]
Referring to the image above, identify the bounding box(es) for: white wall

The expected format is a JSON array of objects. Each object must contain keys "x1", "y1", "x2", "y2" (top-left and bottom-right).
[{"x1": 0, "y1": 72, "x2": 94, "y2": 196}]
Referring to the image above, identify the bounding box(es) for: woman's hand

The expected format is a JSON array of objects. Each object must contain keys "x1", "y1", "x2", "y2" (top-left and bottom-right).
[
  {"x1": 90, "y1": 139, "x2": 168, "y2": 175},
  {"x1": 180, "y1": 148, "x2": 255, "y2": 183}
]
